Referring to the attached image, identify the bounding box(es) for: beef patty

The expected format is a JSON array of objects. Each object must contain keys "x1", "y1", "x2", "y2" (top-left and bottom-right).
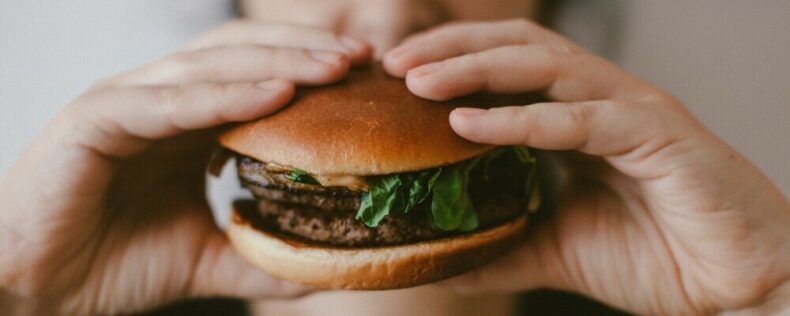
[{"x1": 236, "y1": 156, "x2": 529, "y2": 247}]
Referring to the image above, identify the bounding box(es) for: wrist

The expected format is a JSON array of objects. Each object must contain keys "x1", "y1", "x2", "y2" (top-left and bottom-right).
[
  {"x1": 0, "y1": 230, "x2": 49, "y2": 316},
  {"x1": 722, "y1": 280, "x2": 790, "y2": 315},
  {"x1": 0, "y1": 288, "x2": 25, "y2": 316},
  {"x1": 0, "y1": 296, "x2": 57, "y2": 316}
]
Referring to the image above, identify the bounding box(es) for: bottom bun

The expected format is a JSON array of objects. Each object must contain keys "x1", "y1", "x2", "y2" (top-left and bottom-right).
[{"x1": 227, "y1": 202, "x2": 528, "y2": 290}]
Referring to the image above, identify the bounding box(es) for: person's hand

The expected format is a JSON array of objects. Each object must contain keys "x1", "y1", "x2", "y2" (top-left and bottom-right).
[
  {"x1": 384, "y1": 19, "x2": 790, "y2": 315},
  {"x1": 0, "y1": 20, "x2": 371, "y2": 315}
]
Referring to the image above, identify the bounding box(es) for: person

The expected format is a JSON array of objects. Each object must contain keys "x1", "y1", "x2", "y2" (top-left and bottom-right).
[{"x1": 1, "y1": 1, "x2": 788, "y2": 315}]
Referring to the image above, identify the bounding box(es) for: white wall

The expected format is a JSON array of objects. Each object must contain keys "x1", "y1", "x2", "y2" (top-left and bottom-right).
[
  {"x1": 0, "y1": 0, "x2": 232, "y2": 174},
  {"x1": 617, "y1": 1, "x2": 790, "y2": 194},
  {"x1": 547, "y1": 0, "x2": 789, "y2": 195},
  {"x1": 1, "y1": 1, "x2": 788, "y2": 196}
]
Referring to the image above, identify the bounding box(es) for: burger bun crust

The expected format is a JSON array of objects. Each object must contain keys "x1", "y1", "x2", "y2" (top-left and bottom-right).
[
  {"x1": 219, "y1": 65, "x2": 537, "y2": 175},
  {"x1": 226, "y1": 203, "x2": 528, "y2": 290}
]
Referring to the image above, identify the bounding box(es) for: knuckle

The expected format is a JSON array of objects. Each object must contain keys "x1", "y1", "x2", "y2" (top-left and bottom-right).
[
  {"x1": 528, "y1": 45, "x2": 562, "y2": 74},
  {"x1": 567, "y1": 102, "x2": 596, "y2": 128},
  {"x1": 190, "y1": 20, "x2": 246, "y2": 46},
  {"x1": 466, "y1": 51, "x2": 488, "y2": 69},
  {"x1": 513, "y1": 105, "x2": 540, "y2": 144},
  {"x1": 511, "y1": 18, "x2": 539, "y2": 33},
  {"x1": 303, "y1": 50, "x2": 349, "y2": 80},
  {"x1": 168, "y1": 45, "x2": 274, "y2": 81},
  {"x1": 207, "y1": 86, "x2": 234, "y2": 121},
  {"x1": 65, "y1": 87, "x2": 114, "y2": 117},
  {"x1": 645, "y1": 99, "x2": 697, "y2": 132},
  {"x1": 162, "y1": 51, "x2": 202, "y2": 79},
  {"x1": 70, "y1": 88, "x2": 103, "y2": 109},
  {"x1": 465, "y1": 54, "x2": 493, "y2": 88},
  {"x1": 61, "y1": 95, "x2": 92, "y2": 121},
  {"x1": 206, "y1": 83, "x2": 234, "y2": 105},
  {"x1": 157, "y1": 86, "x2": 188, "y2": 128},
  {"x1": 530, "y1": 44, "x2": 559, "y2": 60},
  {"x1": 207, "y1": 84, "x2": 257, "y2": 121},
  {"x1": 238, "y1": 44, "x2": 274, "y2": 60},
  {"x1": 549, "y1": 44, "x2": 576, "y2": 55}
]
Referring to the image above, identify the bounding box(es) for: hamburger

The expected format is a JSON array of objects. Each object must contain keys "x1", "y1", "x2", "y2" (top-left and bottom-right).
[{"x1": 212, "y1": 65, "x2": 540, "y2": 290}]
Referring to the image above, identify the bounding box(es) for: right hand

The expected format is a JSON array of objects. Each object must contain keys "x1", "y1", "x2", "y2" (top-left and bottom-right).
[
  {"x1": 0, "y1": 20, "x2": 370, "y2": 315},
  {"x1": 384, "y1": 19, "x2": 790, "y2": 315}
]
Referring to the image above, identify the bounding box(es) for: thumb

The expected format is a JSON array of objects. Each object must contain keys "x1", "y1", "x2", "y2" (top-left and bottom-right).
[
  {"x1": 439, "y1": 221, "x2": 571, "y2": 295},
  {"x1": 449, "y1": 101, "x2": 694, "y2": 158},
  {"x1": 189, "y1": 234, "x2": 311, "y2": 300},
  {"x1": 68, "y1": 79, "x2": 295, "y2": 159}
]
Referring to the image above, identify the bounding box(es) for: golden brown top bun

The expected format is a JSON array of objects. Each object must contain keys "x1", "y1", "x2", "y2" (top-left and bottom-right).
[
  {"x1": 227, "y1": 202, "x2": 528, "y2": 290},
  {"x1": 219, "y1": 64, "x2": 534, "y2": 175}
]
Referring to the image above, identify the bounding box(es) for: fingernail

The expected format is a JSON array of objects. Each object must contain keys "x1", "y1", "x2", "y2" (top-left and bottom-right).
[
  {"x1": 256, "y1": 79, "x2": 287, "y2": 90},
  {"x1": 385, "y1": 45, "x2": 408, "y2": 60},
  {"x1": 411, "y1": 62, "x2": 444, "y2": 77},
  {"x1": 453, "y1": 107, "x2": 488, "y2": 117},
  {"x1": 339, "y1": 35, "x2": 366, "y2": 51},
  {"x1": 307, "y1": 50, "x2": 343, "y2": 64}
]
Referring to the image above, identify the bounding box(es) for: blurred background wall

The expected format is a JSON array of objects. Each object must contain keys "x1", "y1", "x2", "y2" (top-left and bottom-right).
[
  {"x1": 1, "y1": 1, "x2": 788, "y2": 315},
  {"x1": 551, "y1": 0, "x2": 790, "y2": 195},
  {"x1": 2, "y1": 1, "x2": 787, "y2": 196},
  {"x1": 0, "y1": 0, "x2": 234, "y2": 175}
]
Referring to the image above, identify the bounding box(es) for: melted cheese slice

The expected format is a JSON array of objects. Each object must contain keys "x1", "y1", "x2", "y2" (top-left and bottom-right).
[
  {"x1": 265, "y1": 161, "x2": 369, "y2": 191},
  {"x1": 313, "y1": 174, "x2": 369, "y2": 191}
]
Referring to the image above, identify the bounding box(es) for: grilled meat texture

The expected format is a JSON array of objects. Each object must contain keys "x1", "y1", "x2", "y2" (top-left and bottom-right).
[
  {"x1": 245, "y1": 185, "x2": 361, "y2": 212},
  {"x1": 236, "y1": 156, "x2": 528, "y2": 247},
  {"x1": 238, "y1": 156, "x2": 360, "y2": 196},
  {"x1": 254, "y1": 199, "x2": 442, "y2": 246}
]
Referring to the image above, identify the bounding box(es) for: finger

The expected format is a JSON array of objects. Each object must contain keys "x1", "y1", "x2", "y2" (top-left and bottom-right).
[
  {"x1": 186, "y1": 21, "x2": 372, "y2": 65},
  {"x1": 404, "y1": 45, "x2": 646, "y2": 102},
  {"x1": 189, "y1": 234, "x2": 311, "y2": 299},
  {"x1": 449, "y1": 101, "x2": 695, "y2": 164},
  {"x1": 384, "y1": 19, "x2": 579, "y2": 77},
  {"x1": 104, "y1": 46, "x2": 350, "y2": 87},
  {"x1": 70, "y1": 80, "x2": 294, "y2": 158},
  {"x1": 437, "y1": 184, "x2": 618, "y2": 298},
  {"x1": 439, "y1": 222, "x2": 569, "y2": 295}
]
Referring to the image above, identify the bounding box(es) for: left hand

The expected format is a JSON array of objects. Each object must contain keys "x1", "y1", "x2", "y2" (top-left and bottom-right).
[
  {"x1": 0, "y1": 20, "x2": 371, "y2": 315},
  {"x1": 383, "y1": 19, "x2": 790, "y2": 315}
]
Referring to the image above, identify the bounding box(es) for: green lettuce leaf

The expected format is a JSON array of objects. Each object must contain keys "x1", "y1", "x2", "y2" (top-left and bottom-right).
[
  {"x1": 406, "y1": 169, "x2": 441, "y2": 210},
  {"x1": 356, "y1": 175, "x2": 403, "y2": 226},
  {"x1": 285, "y1": 168, "x2": 320, "y2": 185},
  {"x1": 429, "y1": 165, "x2": 468, "y2": 230},
  {"x1": 355, "y1": 147, "x2": 538, "y2": 232},
  {"x1": 356, "y1": 169, "x2": 443, "y2": 226}
]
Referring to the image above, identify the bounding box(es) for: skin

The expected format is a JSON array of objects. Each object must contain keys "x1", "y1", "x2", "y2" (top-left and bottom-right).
[
  {"x1": 241, "y1": 0, "x2": 538, "y2": 55},
  {"x1": 0, "y1": 22, "x2": 372, "y2": 315},
  {"x1": 382, "y1": 20, "x2": 790, "y2": 315},
  {"x1": 2, "y1": 1, "x2": 789, "y2": 315}
]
